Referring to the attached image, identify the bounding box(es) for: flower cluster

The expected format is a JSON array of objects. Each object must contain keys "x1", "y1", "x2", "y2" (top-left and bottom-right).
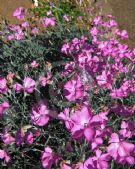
[{"x1": 0, "y1": 6, "x2": 135, "y2": 169}]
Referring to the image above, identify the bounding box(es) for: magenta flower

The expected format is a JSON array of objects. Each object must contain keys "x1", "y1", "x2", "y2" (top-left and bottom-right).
[
  {"x1": 31, "y1": 27, "x2": 39, "y2": 35},
  {"x1": 70, "y1": 106, "x2": 95, "y2": 140},
  {"x1": 15, "y1": 29, "x2": 25, "y2": 40},
  {"x1": 107, "y1": 133, "x2": 135, "y2": 164},
  {"x1": 61, "y1": 43, "x2": 70, "y2": 54},
  {"x1": 85, "y1": 150, "x2": 111, "y2": 169},
  {"x1": 13, "y1": 83, "x2": 23, "y2": 92},
  {"x1": 111, "y1": 105, "x2": 134, "y2": 117},
  {"x1": 93, "y1": 16, "x2": 102, "y2": 25},
  {"x1": 13, "y1": 7, "x2": 25, "y2": 20},
  {"x1": 23, "y1": 77, "x2": 36, "y2": 93},
  {"x1": 1, "y1": 131, "x2": 15, "y2": 145},
  {"x1": 91, "y1": 137, "x2": 103, "y2": 150},
  {"x1": 0, "y1": 77, "x2": 8, "y2": 94},
  {"x1": 90, "y1": 27, "x2": 99, "y2": 36},
  {"x1": 110, "y1": 88, "x2": 128, "y2": 99},
  {"x1": 41, "y1": 146, "x2": 60, "y2": 169},
  {"x1": 0, "y1": 102, "x2": 9, "y2": 118},
  {"x1": 0, "y1": 149, "x2": 11, "y2": 163},
  {"x1": 42, "y1": 17, "x2": 56, "y2": 28},
  {"x1": 96, "y1": 71, "x2": 113, "y2": 89},
  {"x1": 21, "y1": 21, "x2": 29, "y2": 28},
  {"x1": 58, "y1": 108, "x2": 74, "y2": 131},
  {"x1": 63, "y1": 15, "x2": 71, "y2": 22},
  {"x1": 13, "y1": 77, "x2": 35, "y2": 93},
  {"x1": 64, "y1": 76, "x2": 84, "y2": 101},
  {"x1": 31, "y1": 60, "x2": 39, "y2": 68},
  {"x1": 24, "y1": 131, "x2": 34, "y2": 145},
  {"x1": 7, "y1": 34, "x2": 14, "y2": 41},
  {"x1": 119, "y1": 121, "x2": 135, "y2": 138},
  {"x1": 115, "y1": 29, "x2": 128, "y2": 39},
  {"x1": 39, "y1": 76, "x2": 47, "y2": 87},
  {"x1": 30, "y1": 100, "x2": 57, "y2": 126},
  {"x1": 39, "y1": 73, "x2": 52, "y2": 87}
]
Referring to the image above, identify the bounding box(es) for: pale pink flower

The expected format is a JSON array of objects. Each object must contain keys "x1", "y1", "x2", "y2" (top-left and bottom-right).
[
  {"x1": 39, "y1": 76, "x2": 47, "y2": 87},
  {"x1": 110, "y1": 87, "x2": 129, "y2": 99},
  {"x1": 46, "y1": 10, "x2": 52, "y2": 16},
  {"x1": 120, "y1": 30, "x2": 129, "y2": 39},
  {"x1": 21, "y1": 21, "x2": 29, "y2": 28},
  {"x1": 6, "y1": 72, "x2": 15, "y2": 82},
  {"x1": 115, "y1": 29, "x2": 128, "y2": 39}
]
